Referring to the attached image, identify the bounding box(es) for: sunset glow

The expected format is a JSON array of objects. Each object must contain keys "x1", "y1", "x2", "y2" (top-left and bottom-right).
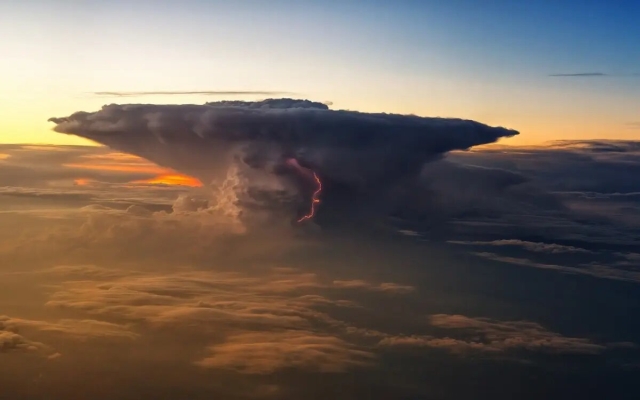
[
  {"x1": 2, "y1": 2, "x2": 640, "y2": 398},
  {"x1": 73, "y1": 178, "x2": 95, "y2": 186},
  {"x1": 132, "y1": 173, "x2": 203, "y2": 187},
  {"x1": 63, "y1": 163, "x2": 167, "y2": 174},
  {"x1": 65, "y1": 152, "x2": 203, "y2": 187}
]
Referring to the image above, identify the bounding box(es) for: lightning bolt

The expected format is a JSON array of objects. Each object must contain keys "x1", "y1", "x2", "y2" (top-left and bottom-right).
[{"x1": 297, "y1": 171, "x2": 322, "y2": 223}]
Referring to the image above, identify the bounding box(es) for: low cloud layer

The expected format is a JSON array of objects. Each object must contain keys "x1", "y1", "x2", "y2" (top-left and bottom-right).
[
  {"x1": 449, "y1": 240, "x2": 593, "y2": 254},
  {"x1": 6, "y1": 98, "x2": 640, "y2": 399},
  {"x1": 443, "y1": 140, "x2": 640, "y2": 249},
  {"x1": 197, "y1": 331, "x2": 375, "y2": 374},
  {"x1": 5, "y1": 261, "x2": 620, "y2": 374},
  {"x1": 0, "y1": 314, "x2": 134, "y2": 358},
  {"x1": 2, "y1": 139, "x2": 640, "y2": 398},
  {"x1": 0, "y1": 316, "x2": 136, "y2": 340},
  {"x1": 379, "y1": 314, "x2": 612, "y2": 355},
  {"x1": 0, "y1": 329, "x2": 46, "y2": 353}
]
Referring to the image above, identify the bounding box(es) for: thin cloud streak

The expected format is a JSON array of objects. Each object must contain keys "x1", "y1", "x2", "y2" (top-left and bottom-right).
[
  {"x1": 93, "y1": 90, "x2": 295, "y2": 97},
  {"x1": 626, "y1": 122, "x2": 640, "y2": 129},
  {"x1": 549, "y1": 73, "x2": 606, "y2": 77},
  {"x1": 549, "y1": 72, "x2": 639, "y2": 77}
]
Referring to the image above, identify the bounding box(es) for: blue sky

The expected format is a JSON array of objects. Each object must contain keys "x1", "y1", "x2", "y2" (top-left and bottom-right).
[{"x1": 0, "y1": 0, "x2": 638, "y2": 144}]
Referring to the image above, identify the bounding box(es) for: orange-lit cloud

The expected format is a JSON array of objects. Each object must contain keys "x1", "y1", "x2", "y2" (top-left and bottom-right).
[
  {"x1": 65, "y1": 153, "x2": 176, "y2": 175},
  {"x1": 73, "y1": 178, "x2": 96, "y2": 186},
  {"x1": 20, "y1": 145, "x2": 72, "y2": 152},
  {"x1": 81, "y1": 152, "x2": 146, "y2": 162},
  {"x1": 64, "y1": 152, "x2": 203, "y2": 187},
  {"x1": 0, "y1": 153, "x2": 9, "y2": 160},
  {"x1": 63, "y1": 162, "x2": 167, "y2": 174},
  {"x1": 131, "y1": 173, "x2": 203, "y2": 187},
  {"x1": 64, "y1": 152, "x2": 168, "y2": 174}
]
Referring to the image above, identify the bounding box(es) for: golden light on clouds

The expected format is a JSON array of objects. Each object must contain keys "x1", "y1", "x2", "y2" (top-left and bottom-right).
[
  {"x1": 64, "y1": 162, "x2": 167, "y2": 174},
  {"x1": 64, "y1": 151, "x2": 203, "y2": 187},
  {"x1": 73, "y1": 178, "x2": 95, "y2": 186},
  {"x1": 81, "y1": 152, "x2": 146, "y2": 162},
  {"x1": 131, "y1": 173, "x2": 203, "y2": 187},
  {"x1": 64, "y1": 151, "x2": 169, "y2": 174},
  {"x1": 20, "y1": 145, "x2": 73, "y2": 152}
]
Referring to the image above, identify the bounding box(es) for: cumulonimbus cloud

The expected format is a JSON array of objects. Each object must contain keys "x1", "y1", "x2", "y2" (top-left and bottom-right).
[{"x1": 49, "y1": 99, "x2": 518, "y2": 225}]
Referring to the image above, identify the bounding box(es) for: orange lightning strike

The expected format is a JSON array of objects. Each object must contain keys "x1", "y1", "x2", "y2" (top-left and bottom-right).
[{"x1": 297, "y1": 172, "x2": 322, "y2": 223}]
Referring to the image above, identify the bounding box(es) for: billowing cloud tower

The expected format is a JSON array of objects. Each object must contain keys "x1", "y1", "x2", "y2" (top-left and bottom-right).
[{"x1": 50, "y1": 99, "x2": 518, "y2": 225}]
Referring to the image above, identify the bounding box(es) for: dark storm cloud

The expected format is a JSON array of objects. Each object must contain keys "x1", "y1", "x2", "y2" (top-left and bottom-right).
[
  {"x1": 93, "y1": 90, "x2": 293, "y2": 97},
  {"x1": 44, "y1": 101, "x2": 640, "y2": 284},
  {"x1": 410, "y1": 139, "x2": 640, "y2": 292},
  {"x1": 49, "y1": 98, "x2": 518, "y2": 224},
  {"x1": 47, "y1": 99, "x2": 640, "y2": 274},
  {"x1": 562, "y1": 191, "x2": 640, "y2": 201},
  {"x1": 49, "y1": 99, "x2": 517, "y2": 186},
  {"x1": 446, "y1": 140, "x2": 640, "y2": 239},
  {"x1": 400, "y1": 159, "x2": 559, "y2": 223}
]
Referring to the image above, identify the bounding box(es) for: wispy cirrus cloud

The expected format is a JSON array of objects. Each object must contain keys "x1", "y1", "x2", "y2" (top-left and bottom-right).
[
  {"x1": 93, "y1": 90, "x2": 294, "y2": 97},
  {"x1": 549, "y1": 72, "x2": 607, "y2": 77},
  {"x1": 549, "y1": 72, "x2": 639, "y2": 77},
  {"x1": 627, "y1": 122, "x2": 640, "y2": 129}
]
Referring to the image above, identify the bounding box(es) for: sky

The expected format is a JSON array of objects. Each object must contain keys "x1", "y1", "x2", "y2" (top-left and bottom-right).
[
  {"x1": 3, "y1": 3, "x2": 640, "y2": 398},
  {"x1": 1, "y1": 0, "x2": 639, "y2": 145}
]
